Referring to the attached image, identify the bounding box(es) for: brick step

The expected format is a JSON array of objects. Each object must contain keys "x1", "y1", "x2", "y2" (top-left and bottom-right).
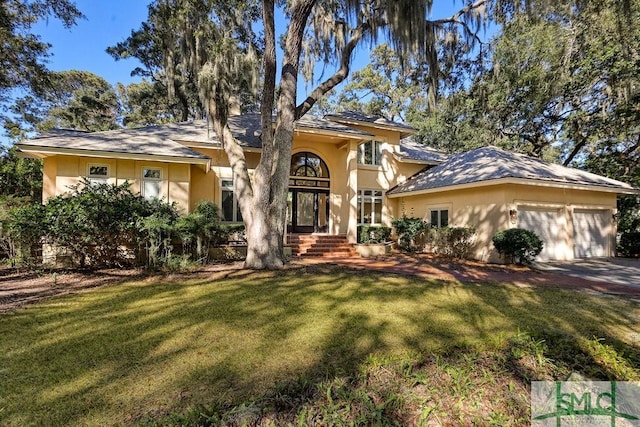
[
  {"x1": 302, "y1": 247, "x2": 358, "y2": 254},
  {"x1": 287, "y1": 238, "x2": 348, "y2": 244},
  {"x1": 298, "y1": 250, "x2": 359, "y2": 258},
  {"x1": 290, "y1": 243, "x2": 355, "y2": 249},
  {"x1": 287, "y1": 234, "x2": 358, "y2": 258}
]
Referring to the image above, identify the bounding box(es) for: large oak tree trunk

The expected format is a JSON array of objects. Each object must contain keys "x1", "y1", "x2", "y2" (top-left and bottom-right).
[
  {"x1": 241, "y1": 0, "x2": 314, "y2": 269},
  {"x1": 208, "y1": 0, "x2": 360, "y2": 269}
]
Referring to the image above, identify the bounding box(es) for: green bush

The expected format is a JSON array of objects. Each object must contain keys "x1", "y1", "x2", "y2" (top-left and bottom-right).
[
  {"x1": 4, "y1": 200, "x2": 47, "y2": 266},
  {"x1": 5, "y1": 180, "x2": 183, "y2": 269},
  {"x1": 136, "y1": 199, "x2": 180, "y2": 269},
  {"x1": 392, "y1": 215, "x2": 428, "y2": 252},
  {"x1": 4, "y1": 180, "x2": 236, "y2": 269},
  {"x1": 492, "y1": 228, "x2": 544, "y2": 265},
  {"x1": 618, "y1": 231, "x2": 640, "y2": 257},
  {"x1": 42, "y1": 180, "x2": 171, "y2": 268},
  {"x1": 426, "y1": 226, "x2": 477, "y2": 259},
  {"x1": 357, "y1": 225, "x2": 392, "y2": 244},
  {"x1": 176, "y1": 200, "x2": 226, "y2": 262}
]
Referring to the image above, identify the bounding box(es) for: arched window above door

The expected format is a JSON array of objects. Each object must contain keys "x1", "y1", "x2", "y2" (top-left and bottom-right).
[{"x1": 290, "y1": 152, "x2": 330, "y2": 189}]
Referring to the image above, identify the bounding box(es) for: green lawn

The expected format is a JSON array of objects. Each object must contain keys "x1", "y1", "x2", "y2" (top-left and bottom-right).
[{"x1": 0, "y1": 264, "x2": 638, "y2": 426}]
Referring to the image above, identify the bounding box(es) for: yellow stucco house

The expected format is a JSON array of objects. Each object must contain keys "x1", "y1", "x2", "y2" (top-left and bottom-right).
[{"x1": 16, "y1": 111, "x2": 637, "y2": 262}]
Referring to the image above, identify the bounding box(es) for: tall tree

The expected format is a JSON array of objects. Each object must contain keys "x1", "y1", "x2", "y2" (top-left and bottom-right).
[
  {"x1": 326, "y1": 44, "x2": 430, "y2": 122},
  {"x1": 6, "y1": 70, "x2": 120, "y2": 137},
  {"x1": 0, "y1": 0, "x2": 83, "y2": 104},
  {"x1": 200, "y1": 0, "x2": 489, "y2": 269},
  {"x1": 115, "y1": 0, "x2": 497, "y2": 269},
  {"x1": 116, "y1": 81, "x2": 176, "y2": 127}
]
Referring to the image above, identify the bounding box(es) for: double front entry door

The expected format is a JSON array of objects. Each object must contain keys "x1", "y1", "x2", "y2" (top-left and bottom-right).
[{"x1": 288, "y1": 189, "x2": 329, "y2": 233}]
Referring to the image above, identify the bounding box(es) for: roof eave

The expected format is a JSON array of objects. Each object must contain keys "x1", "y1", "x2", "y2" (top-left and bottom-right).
[
  {"x1": 324, "y1": 115, "x2": 416, "y2": 136},
  {"x1": 15, "y1": 144, "x2": 211, "y2": 167},
  {"x1": 392, "y1": 153, "x2": 444, "y2": 166},
  {"x1": 387, "y1": 177, "x2": 639, "y2": 198},
  {"x1": 294, "y1": 125, "x2": 373, "y2": 140}
]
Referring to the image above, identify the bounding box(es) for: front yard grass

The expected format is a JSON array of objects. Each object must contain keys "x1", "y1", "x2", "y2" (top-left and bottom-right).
[{"x1": 0, "y1": 264, "x2": 639, "y2": 426}]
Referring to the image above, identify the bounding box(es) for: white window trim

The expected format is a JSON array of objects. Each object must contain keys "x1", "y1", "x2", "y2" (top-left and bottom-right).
[
  {"x1": 221, "y1": 178, "x2": 242, "y2": 222},
  {"x1": 87, "y1": 163, "x2": 109, "y2": 185},
  {"x1": 357, "y1": 140, "x2": 383, "y2": 167},
  {"x1": 357, "y1": 189, "x2": 384, "y2": 226},
  {"x1": 141, "y1": 166, "x2": 163, "y2": 200},
  {"x1": 428, "y1": 207, "x2": 450, "y2": 228}
]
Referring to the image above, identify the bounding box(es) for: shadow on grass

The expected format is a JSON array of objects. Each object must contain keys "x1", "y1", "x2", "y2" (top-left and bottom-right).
[{"x1": 0, "y1": 264, "x2": 638, "y2": 425}]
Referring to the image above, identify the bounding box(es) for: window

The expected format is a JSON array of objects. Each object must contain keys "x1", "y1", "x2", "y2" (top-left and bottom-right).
[
  {"x1": 221, "y1": 179, "x2": 242, "y2": 222},
  {"x1": 358, "y1": 189, "x2": 383, "y2": 225},
  {"x1": 430, "y1": 209, "x2": 449, "y2": 228},
  {"x1": 358, "y1": 140, "x2": 383, "y2": 166},
  {"x1": 289, "y1": 152, "x2": 330, "y2": 188},
  {"x1": 87, "y1": 164, "x2": 109, "y2": 185},
  {"x1": 142, "y1": 167, "x2": 162, "y2": 200}
]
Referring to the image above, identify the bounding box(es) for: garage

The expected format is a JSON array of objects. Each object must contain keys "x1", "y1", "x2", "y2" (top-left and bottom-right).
[
  {"x1": 573, "y1": 209, "x2": 610, "y2": 258},
  {"x1": 517, "y1": 207, "x2": 564, "y2": 261}
]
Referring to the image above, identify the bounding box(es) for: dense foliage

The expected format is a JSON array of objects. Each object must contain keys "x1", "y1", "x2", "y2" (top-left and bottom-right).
[
  {"x1": 618, "y1": 231, "x2": 640, "y2": 258},
  {"x1": 0, "y1": 146, "x2": 42, "y2": 201},
  {"x1": 3, "y1": 182, "x2": 236, "y2": 269},
  {"x1": 0, "y1": 0, "x2": 83, "y2": 102},
  {"x1": 426, "y1": 226, "x2": 477, "y2": 259},
  {"x1": 492, "y1": 228, "x2": 544, "y2": 265},
  {"x1": 357, "y1": 225, "x2": 392, "y2": 244},
  {"x1": 391, "y1": 215, "x2": 428, "y2": 252}
]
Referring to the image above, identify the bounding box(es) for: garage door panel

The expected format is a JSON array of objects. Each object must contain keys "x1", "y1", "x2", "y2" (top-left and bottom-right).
[
  {"x1": 518, "y1": 208, "x2": 563, "y2": 261},
  {"x1": 573, "y1": 210, "x2": 609, "y2": 258}
]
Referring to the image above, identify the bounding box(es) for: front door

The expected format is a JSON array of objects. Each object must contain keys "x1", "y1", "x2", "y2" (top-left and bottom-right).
[{"x1": 289, "y1": 189, "x2": 329, "y2": 233}]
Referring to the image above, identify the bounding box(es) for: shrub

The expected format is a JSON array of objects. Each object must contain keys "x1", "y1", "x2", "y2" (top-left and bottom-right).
[
  {"x1": 492, "y1": 228, "x2": 544, "y2": 265},
  {"x1": 221, "y1": 223, "x2": 246, "y2": 244},
  {"x1": 618, "y1": 231, "x2": 640, "y2": 257},
  {"x1": 42, "y1": 180, "x2": 168, "y2": 268},
  {"x1": 426, "y1": 226, "x2": 477, "y2": 259},
  {"x1": 136, "y1": 199, "x2": 180, "y2": 269},
  {"x1": 357, "y1": 225, "x2": 392, "y2": 244},
  {"x1": 176, "y1": 200, "x2": 226, "y2": 262},
  {"x1": 4, "y1": 200, "x2": 47, "y2": 266},
  {"x1": 392, "y1": 215, "x2": 428, "y2": 252}
]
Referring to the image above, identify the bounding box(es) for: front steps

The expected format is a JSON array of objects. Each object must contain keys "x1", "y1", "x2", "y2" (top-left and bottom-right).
[{"x1": 287, "y1": 234, "x2": 359, "y2": 258}]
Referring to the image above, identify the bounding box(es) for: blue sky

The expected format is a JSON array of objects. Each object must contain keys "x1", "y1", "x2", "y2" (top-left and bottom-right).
[
  {"x1": 33, "y1": 1, "x2": 150, "y2": 86},
  {"x1": 32, "y1": 1, "x2": 475, "y2": 88}
]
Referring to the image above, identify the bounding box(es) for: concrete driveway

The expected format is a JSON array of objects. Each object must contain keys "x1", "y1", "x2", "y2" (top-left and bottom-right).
[{"x1": 537, "y1": 258, "x2": 640, "y2": 289}]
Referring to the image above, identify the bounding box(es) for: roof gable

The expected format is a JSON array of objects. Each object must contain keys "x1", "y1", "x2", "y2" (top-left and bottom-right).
[
  {"x1": 396, "y1": 137, "x2": 448, "y2": 164},
  {"x1": 324, "y1": 111, "x2": 415, "y2": 137}
]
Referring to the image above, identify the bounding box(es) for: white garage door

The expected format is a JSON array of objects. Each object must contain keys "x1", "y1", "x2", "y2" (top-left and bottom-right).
[
  {"x1": 518, "y1": 208, "x2": 563, "y2": 261},
  {"x1": 573, "y1": 210, "x2": 610, "y2": 258}
]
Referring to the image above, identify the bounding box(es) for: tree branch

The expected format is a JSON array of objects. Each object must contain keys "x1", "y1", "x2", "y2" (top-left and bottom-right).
[
  {"x1": 295, "y1": 22, "x2": 370, "y2": 118},
  {"x1": 432, "y1": 0, "x2": 489, "y2": 45}
]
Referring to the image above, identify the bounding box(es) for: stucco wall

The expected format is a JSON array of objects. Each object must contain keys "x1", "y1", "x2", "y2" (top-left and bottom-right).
[
  {"x1": 42, "y1": 155, "x2": 192, "y2": 212},
  {"x1": 291, "y1": 136, "x2": 352, "y2": 235},
  {"x1": 397, "y1": 183, "x2": 617, "y2": 262}
]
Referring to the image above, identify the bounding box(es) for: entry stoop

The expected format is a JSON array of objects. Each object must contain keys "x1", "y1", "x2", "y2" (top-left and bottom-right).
[{"x1": 287, "y1": 234, "x2": 359, "y2": 258}]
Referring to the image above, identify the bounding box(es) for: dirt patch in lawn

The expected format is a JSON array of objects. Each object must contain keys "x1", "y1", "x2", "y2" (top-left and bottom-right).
[
  {"x1": 0, "y1": 262, "x2": 249, "y2": 312},
  {"x1": 2, "y1": 253, "x2": 639, "y2": 313}
]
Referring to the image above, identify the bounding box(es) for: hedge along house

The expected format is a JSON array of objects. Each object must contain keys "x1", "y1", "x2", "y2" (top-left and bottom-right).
[{"x1": 16, "y1": 111, "x2": 637, "y2": 262}]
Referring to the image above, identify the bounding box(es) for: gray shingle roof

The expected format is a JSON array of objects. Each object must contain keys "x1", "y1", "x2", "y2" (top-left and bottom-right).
[
  {"x1": 18, "y1": 114, "x2": 373, "y2": 158},
  {"x1": 19, "y1": 124, "x2": 211, "y2": 161},
  {"x1": 324, "y1": 111, "x2": 415, "y2": 132},
  {"x1": 388, "y1": 146, "x2": 637, "y2": 195},
  {"x1": 397, "y1": 137, "x2": 448, "y2": 164}
]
